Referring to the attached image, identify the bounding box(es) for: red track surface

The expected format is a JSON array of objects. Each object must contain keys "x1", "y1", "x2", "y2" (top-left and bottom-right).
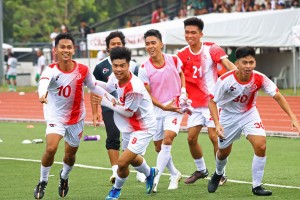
[{"x1": 0, "y1": 92, "x2": 299, "y2": 134}]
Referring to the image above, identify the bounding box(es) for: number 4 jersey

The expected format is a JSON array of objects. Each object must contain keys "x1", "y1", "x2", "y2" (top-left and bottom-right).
[{"x1": 210, "y1": 70, "x2": 278, "y2": 113}]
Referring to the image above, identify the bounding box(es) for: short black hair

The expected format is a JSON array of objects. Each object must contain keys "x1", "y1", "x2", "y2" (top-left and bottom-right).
[
  {"x1": 235, "y1": 47, "x2": 256, "y2": 60},
  {"x1": 110, "y1": 46, "x2": 131, "y2": 63},
  {"x1": 184, "y1": 17, "x2": 204, "y2": 31},
  {"x1": 105, "y1": 31, "x2": 126, "y2": 51},
  {"x1": 55, "y1": 32, "x2": 75, "y2": 46},
  {"x1": 144, "y1": 29, "x2": 162, "y2": 42}
]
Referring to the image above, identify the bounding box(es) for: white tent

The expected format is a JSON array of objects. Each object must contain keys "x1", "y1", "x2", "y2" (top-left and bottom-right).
[{"x1": 87, "y1": 9, "x2": 300, "y2": 50}]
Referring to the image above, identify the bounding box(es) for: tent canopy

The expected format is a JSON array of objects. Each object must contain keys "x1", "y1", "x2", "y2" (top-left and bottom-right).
[{"x1": 87, "y1": 9, "x2": 300, "y2": 50}]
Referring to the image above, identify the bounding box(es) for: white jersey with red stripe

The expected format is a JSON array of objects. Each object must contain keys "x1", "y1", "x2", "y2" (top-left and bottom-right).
[
  {"x1": 138, "y1": 54, "x2": 182, "y2": 104},
  {"x1": 177, "y1": 42, "x2": 228, "y2": 108},
  {"x1": 39, "y1": 61, "x2": 94, "y2": 124},
  {"x1": 107, "y1": 72, "x2": 156, "y2": 133},
  {"x1": 210, "y1": 70, "x2": 278, "y2": 113}
]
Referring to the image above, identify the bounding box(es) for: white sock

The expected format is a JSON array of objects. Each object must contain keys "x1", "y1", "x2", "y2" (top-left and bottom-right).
[
  {"x1": 134, "y1": 158, "x2": 151, "y2": 177},
  {"x1": 216, "y1": 154, "x2": 227, "y2": 175},
  {"x1": 114, "y1": 173, "x2": 127, "y2": 189},
  {"x1": 194, "y1": 157, "x2": 206, "y2": 172},
  {"x1": 156, "y1": 144, "x2": 172, "y2": 180},
  {"x1": 112, "y1": 165, "x2": 118, "y2": 175},
  {"x1": 252, "y1": 154, "x2": 266, "y2": 188},
  {"x1": 61, "y1": 162, "x2": 73, "y2": 179},
  {"x1": 166, "y1": 156, "x2": 177, "y2": 176},
  {"x1": 40, "y1": 165, "x2": 51, "y2": 182}
]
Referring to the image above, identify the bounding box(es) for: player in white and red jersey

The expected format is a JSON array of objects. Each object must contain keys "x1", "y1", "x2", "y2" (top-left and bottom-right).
[
  {"x1": 208, "y1": 47, "x2": 300, "y2": 196},
  {"x1": 138, "y1": 29, "x2": 191, "y2": 192},
  {"x1": 33, "y1": 33, "x2": 111, "y2": 199},
  {"x1": 100, "y1": 47, "x2": 158, "y2": 200},
  {"x1": 177, "y1": 17, "x2": 236, "y2": 185}
]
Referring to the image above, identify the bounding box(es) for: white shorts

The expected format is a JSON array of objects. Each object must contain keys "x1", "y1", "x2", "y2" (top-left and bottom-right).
[
  {"x1": 122, "y1": 130, "x2": 154, "y2": 154},
  {"x1": 153, "y1": 109, "x2": 183, "y2": 141},
  {"x1": 187, "y1": 107, "x2": 215, "y2": 128},
  {"x1": 45, "y1": 119, "x2": 84, "y2": 147},
  {"x1": 218, "y1": 107, "x2": 266, "y2": 149}
]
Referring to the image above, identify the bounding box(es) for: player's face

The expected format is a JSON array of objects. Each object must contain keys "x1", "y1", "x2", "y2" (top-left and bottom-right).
[
  {"x1": 235, "y1": 55, "x2": 256, "y2": 81},
  {"x1": 184, "y1": 25, "x2": 203, "y2": 46},
  {"x1": 145, "y1": 36, "x2": 163, "y2": 58},
  {"x1": 108, "y1": 37, "x2": 124, "y2": 52},
  {"x1": 112, "y1": 59, "x2": 130, "y2": 84},
  {"x1": 55, "y1": 39, "x2": 75, "y2": 61}
]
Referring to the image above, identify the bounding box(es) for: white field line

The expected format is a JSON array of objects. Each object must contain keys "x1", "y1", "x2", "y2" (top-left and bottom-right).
[{"x1": 1, "y1": 156, "x2": 300, "y2": 189}]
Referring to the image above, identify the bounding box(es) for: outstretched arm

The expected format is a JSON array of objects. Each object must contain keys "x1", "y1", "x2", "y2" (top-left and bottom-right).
[
  {"x1": 221, "y1": 58, "x2": 236, "y2": 71},
  {"x1": 273, "y1": 92, "x2": 300, "y2": 134}
]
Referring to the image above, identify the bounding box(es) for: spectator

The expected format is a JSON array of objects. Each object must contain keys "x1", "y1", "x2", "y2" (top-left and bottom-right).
[
  {"x1": 174, "y1": 8, "x2": 187, "y2": 20},
  {"x1": 35, "y1": 49, "x2": 47, "y2": 86},
  {"x1": 151, "y1": 5, "x2": 163, "y2": 23},
  {"x1": 160, "y1": 10, "x2": 170, "y2": 22},
  {"x1": 50, "y1": 27, "x2": 59, "y2": 62},
  {"x1": 6, "y1": 52, "x2": 18, "y2": 92},
  {"x1": 80, "y1": 20, "x2": 91, "y2": 38},
  {"x1": 96, "y1": 49, "x2": 107, "y2": 61},
  {"x1": 60, "y1": 24, "x2": 69, "y2": 33}
]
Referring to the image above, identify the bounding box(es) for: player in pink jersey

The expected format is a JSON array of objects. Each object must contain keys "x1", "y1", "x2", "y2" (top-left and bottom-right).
[
  {"x1": 138, "y1": 29, "x2": 192, "y2": 192},
  {"x1": 33, "y1": 33, "x2": 112, "y2": 199},
  {"x1": 97, "y1": 47, "x2": 158, "y2": 200},
  {"x1": 177, "y1": 17, "x2": 236, "y2": 185},
  {"x1": 208, "y1": 47, "x2": 300, "y2": 196}
]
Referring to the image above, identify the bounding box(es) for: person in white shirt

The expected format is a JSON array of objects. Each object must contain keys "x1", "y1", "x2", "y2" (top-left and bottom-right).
[
  {"x1": 33, "y1": 32, "x2": 113, "y2": 200},
  {"x1": 6, "y1": 52, "x2": 18, "y2": 92},
  {"x1": 36, "y1": 49, "x2": 47, "y2": 85},
  {"x1": 97, "y1": 49, "x2": 107, "y2": 61},
  {"x1": 97, "y1": 46, "x2": 158, "y2": 200},
  {"x1": 138, "y1": 29, "x2": 192, "y2": 192},
  {"x1": 208, "y1": 46, "x2": 300, "y2": 196}
]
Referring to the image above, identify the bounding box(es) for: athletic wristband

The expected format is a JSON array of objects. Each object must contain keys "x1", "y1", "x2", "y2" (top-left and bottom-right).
[{"x1": 181, "y1": 87, "x2": 186, "y2": 94}]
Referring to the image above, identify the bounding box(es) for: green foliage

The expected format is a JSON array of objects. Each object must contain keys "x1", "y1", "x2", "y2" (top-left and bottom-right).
[{"x1": 0, "y1": 122, "x2": 300, "y2": 199}]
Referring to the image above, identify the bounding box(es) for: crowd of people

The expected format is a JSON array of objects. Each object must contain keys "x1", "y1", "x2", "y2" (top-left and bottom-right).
[{"x1": 32, "y1": 15, "x2": 300, "y2": 200}]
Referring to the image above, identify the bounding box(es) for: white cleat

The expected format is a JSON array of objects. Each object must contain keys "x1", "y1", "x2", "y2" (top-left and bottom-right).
[
  {"x1": 168, "y1": 170, "x2": 182, "y2": 190},
  {"x1": 136, "y1": 171, "x2": 146, "y2": 183},
  {"x1": 152, "y1": 176, "x2": 159, "y2": 193}
]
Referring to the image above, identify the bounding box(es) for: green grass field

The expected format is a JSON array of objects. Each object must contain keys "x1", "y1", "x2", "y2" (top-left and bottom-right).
[{"x1": 0, "y1": 122, "x2": 300, "y2": 200}]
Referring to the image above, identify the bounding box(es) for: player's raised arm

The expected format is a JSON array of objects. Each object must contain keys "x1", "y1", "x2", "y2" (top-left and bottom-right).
[{"x1": 272, "y1": 92, "x2": 300, "y2": 134}]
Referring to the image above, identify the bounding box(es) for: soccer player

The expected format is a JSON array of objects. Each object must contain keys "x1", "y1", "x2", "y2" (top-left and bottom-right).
[
  {"x1": 33, "y1": 32, "x2": 112, "y2": 199},
  {"x1": 97, "y1": 46, "x2": 158, "y2": 200},
  {"x1": 138, "y1": 29, "x2": 191, "y2": 192},
  {"x1": 90, "y1": 31, "x2": 145, "y2": 183},
  {"x1": 207, "y1": 46, "x2": 300, "y2": 196},
  {"x1": 177, "y1": 17, "x2": 236, "y2": 185},
  {"x1": 6, "y1": 52, "x2": 18, "y2": 92},
  {"x1": 35, "y1": 49, "x2": 47, "y2": 86}
]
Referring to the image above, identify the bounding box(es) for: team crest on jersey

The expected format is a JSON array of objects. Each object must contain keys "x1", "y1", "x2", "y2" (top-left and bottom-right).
[
  {"x1": 119, "y1": 97, "x2": 125, "y2": 104},
  {"x1": 230, "y1": 86, "x2": 236, "y2": 91},
  {"x1": 55, "y1": 76, "x2": 59, "y2": 81},
  {"x1": 247, "y1": 84, "x2": 258, "y2": 92},
  {"x1": 103, "y1": 68, "x2": 109, "y2": 74},
  {"x1": 76, "y1": 73, "x2": 82, "y2": 79}
]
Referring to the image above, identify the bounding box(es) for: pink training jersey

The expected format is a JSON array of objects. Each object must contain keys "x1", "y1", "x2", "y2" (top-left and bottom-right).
[
  {"x1": 177, "y1": 42, "x2": 228, "y2": 108},
  {"x1": 210, "y1": 70, "x2": 278, "y2": 113},
  {"x1": 107, "y1": 72, "x2": 156, "y2": 133},
  {"x1": 138, "y1": 54, "x2": 182, "y2": 104},
  {"x1": 39, "y1": 61, "x2": 96, "y2": 125}
]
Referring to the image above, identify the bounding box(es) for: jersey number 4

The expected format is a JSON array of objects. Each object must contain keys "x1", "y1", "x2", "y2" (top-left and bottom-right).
[{"x1": 57, "y1": 85, "x2": 71, "y2": 97}]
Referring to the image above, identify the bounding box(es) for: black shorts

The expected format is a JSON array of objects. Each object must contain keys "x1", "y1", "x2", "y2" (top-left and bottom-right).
[{"x1": 102, "y1": 109, "x2": 120, "y2": 150}]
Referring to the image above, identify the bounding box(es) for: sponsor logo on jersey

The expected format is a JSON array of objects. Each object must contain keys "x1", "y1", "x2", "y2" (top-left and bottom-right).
[
  {"x1": 103, "y1": 68, "x2": 109, "y2": 74},
  {"x1": 230, "y1": 86, "x2": 236, "y2": 91},
  {"x1": 55, "y1": 76, "x2": 59, "y2": 81},
  {"x1": 49, "y1": 123, "x2": 56, "y2": 127}
]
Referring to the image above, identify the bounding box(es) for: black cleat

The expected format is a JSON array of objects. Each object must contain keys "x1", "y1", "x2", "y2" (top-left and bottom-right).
[
  {"x1": 34, "y1": 181, "x2": 48, "y2": 199},
  {"x1": 184, "y1": 169, "x2": 209, "y2": 184},
  {"x1": 208, "y1": 172, "x2": 223, "y2": 193},
  {"x1": 252, "y1": 185, "x2": 272, "y2": 196},
  {"x1": 58, "y1": 170, "x2": 69, "y2": 197}
]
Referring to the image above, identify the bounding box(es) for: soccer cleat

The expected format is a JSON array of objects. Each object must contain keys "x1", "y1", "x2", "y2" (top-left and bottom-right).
[
  {"x1": 136, "y1": 171, "x2": 146, "y2": 183},
  {"x1": 105, "y1": 187, "x2": 121, "y2": 200},
  {"x1": 252, "y1": 185, "x2": 272, "y2": 196},
  {"x1": 219, "y1": 175, "x2": 228, "y2": 186},
  {"x1": 208, "y1": 172, "x2": 223, "y2": 193},
  {"x1": 146, "y1": 167, "x2": 158, "y2": 194},
  {"x1": 184, "y1": 169, "x2": 209, "y2": 184},
  {"x1": 168, "y1": 170, "x2": 182, "y2": 190},
  {"x1": 34, "y1": 181, "x2": 48, "y2": 199},
  {"x1": 58, "y1": 170, "x2": 69, "y2": 197}
]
